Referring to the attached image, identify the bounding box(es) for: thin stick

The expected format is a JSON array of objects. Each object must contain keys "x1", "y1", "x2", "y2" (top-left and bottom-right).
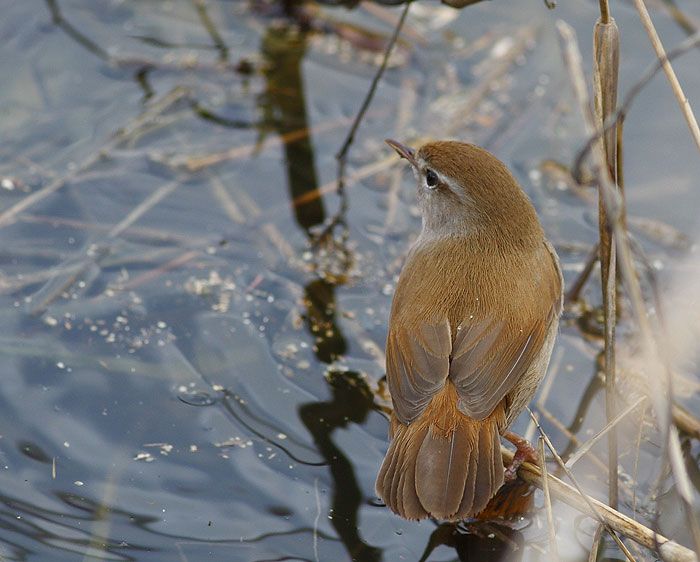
[
  {"x1": 633, "y1": 0, "x2": 700, "y2": 154},
  {"x1": 336, "y1": 1, "x2": 411, "y2": 161},
  {"x1": 632, "y1": 402, "x2": 648, "y2": 520},
  {"x1": 192, "y1": 0, "x2": 229, "y2": 61},
  {"x1": 566, "y1": 396, "x2": 647, "y2": 469},
  {"x1": 599, "y1": 0, "x2": 611, "y2": 24},
  {"x1": 107, "y1": 180, "x2": 180, "y2": 239},
  {"x1": 539, "y1": 437, "x2": 560, "y2": 562}
]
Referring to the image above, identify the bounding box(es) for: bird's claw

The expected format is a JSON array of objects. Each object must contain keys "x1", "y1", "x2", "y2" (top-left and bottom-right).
[{"x1": 503, "y1": 431, "x2": 539, "y2": 482}]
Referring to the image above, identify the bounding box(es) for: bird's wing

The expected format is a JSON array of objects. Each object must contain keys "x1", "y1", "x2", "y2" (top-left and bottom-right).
[
  {"x1": 386, "y1": 320, "x2": 452, "y2": 424},
  {"x1": 387, "y1": 243, "x2": 562, "y2": 425},
  {"x1": 448, "y1": 306, "x2": 557, "y2": 420}
]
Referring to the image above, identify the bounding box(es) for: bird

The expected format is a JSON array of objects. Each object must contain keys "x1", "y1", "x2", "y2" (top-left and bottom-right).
[{"x1": 376, "y1": 139, "x2": 563, "y2": 521}]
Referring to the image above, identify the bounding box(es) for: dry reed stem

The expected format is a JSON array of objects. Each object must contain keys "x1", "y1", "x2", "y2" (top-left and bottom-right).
[
  {"x1": 593, "y1": 12, "x2": 620, "y2": 509},
  {"x1": 173, "y1": 113, "x2": 366, "y2": 172},
  {"x1": 206, "y1": 171, "x2": 246, "y2": 225},
  {"x1": 633, "y1": 0, "x2": 700, "y2": 154},
  {"x1": 658, "y1": 0, "x2": 700, "y2": 36},
  {"x1": 538, "y1": 437, "x2": 560, "y2": 562},
  {"x1": 557, "y1": 20, "x2": 700, "y2": 559},
  {"x1": 536, "y1": 404, "x2": 610, "y2": 476},
  {"x1": 572, "y1": 32, "x2": 700, "y2": 184},
  {"x1": 566, "y1": 396, "x2": 647, "y2": 469},
  {"x1": 107, "y1": 180, "x2": 180, "y2": 239},
  {"x1": 673, "y1": 404, "x2": 700, "y2": 440},
  {"x1": 503, "y1": 445, "x2": 699, "y2": 559},
  {"x1": 588, "y1": 524, "x2": 605, "y2": 562},
  {"x1": 527, "y1": 410, "x2": 637, "y2": 562},
  {"x1": 19, "y1": 214, "x2": 200, "y2": 244},
  {"x1": 117, "y1": 250, "x2": 199, "y2": 291}
]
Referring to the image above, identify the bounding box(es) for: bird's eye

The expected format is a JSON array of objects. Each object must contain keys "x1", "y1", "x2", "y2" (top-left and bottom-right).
[{"x1": 425, "y1": 169, "x2": 439, "y2": 188}]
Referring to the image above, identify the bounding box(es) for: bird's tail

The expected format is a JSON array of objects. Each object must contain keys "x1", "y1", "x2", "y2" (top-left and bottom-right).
[{"x1": 376, "y1": 384, "x2": 505, "y2": 521}]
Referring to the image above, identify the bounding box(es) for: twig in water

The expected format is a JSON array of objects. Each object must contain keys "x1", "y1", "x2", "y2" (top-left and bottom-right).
[
  {"x1": 633, "y1": 0, "x2": 700, "y2": 154},
  {"x1": 107, "y1": 179, "x2": 181, "y2": 239},
  {"x1": 0, "y1": 87, "x2": 190, "y2": 229},
  {"x1": 192, "y1": 0, "x2": 229, "y2": 61}
]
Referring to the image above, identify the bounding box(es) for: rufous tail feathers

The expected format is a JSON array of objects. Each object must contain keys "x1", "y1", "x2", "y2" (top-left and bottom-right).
[{"x1": 376, "y1": 384, "x2": 505, "y2": 521}]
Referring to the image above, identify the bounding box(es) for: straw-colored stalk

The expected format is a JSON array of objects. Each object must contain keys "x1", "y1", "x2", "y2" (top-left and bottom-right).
[
  {"x1": 593, "y1": 13, "x2": 620, "y2": 510},
  {"x1": 539, "y1": 437, "x2": 560, "y2": 562},
  {"x1": 632, "y1": 0, "x2": 700, "y2": 154}
]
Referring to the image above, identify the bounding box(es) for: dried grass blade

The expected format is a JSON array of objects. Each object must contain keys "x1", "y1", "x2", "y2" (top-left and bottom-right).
[
  {"x1": 566, "y1": 396, "x2": 646, "y2": 469},
  {"x1": 539, "y1": 436, "x2": 560, "y2": 562}
]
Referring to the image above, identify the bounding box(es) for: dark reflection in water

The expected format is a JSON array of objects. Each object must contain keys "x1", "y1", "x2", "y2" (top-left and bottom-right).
[
  {"x1": 299, "y1": 371, "x2": 381, "y2": 562},
  {"x1": 262, "y1": 24, "x2": 373, "y2": 561},
  {"x1": 419, "y1": 522, "x2": 525, "y2": 562},
  {"x1": 303, "y1": 279, "x2": 348, "y2": 363},
  {"x1": 261, "y1": 25, "x2": 326, "y2": 235}
]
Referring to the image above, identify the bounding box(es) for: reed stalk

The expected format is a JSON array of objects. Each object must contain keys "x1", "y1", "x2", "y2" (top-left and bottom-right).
[{"x1": 593, "y1": 7, "x2": 621, "y2": 512}]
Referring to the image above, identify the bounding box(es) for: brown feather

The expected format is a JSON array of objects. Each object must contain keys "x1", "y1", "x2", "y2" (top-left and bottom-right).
[
  {"x1": 415, "y1": 424, "x2": 469, "y2": 516},
  {"x1": 376, "y1": 385, "x2": 507, "y2": 521}
]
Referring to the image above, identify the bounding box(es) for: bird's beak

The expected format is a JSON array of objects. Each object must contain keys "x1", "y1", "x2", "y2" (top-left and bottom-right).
[{"x1": 385, "y1": 139, "x2": 418, "y2": 168}]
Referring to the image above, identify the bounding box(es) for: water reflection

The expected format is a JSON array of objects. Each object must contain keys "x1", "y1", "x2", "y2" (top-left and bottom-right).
[
  {"x1": 261, "y1": 25, "x2": 326, "y2": 236},
  {"x1": 419, "y1": 521, "x2": 526, "y2": 562},
  {"x1": 299, "y1": 370, "x2": 381, "y2": 562},
  {"x1": 261, "y1": 19, "x2": 379, "y2": 561}
]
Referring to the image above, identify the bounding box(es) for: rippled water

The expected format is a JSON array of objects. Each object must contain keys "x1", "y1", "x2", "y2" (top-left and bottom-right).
[{"x1": 1, "y1": 1, "x2": 700, "y2": 561}]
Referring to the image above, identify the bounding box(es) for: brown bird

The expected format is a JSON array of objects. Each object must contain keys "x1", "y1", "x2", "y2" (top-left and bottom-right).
[{"x1": 376, "y1": 139, "x2": 563, "y2": 521}]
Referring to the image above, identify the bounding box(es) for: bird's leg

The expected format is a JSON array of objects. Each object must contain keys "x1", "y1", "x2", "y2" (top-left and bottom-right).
[{"x1": 503, "y1": 431, "x2": 539, "y2": 482}]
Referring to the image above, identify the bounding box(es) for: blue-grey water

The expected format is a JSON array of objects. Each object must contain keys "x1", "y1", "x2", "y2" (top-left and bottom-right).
[{"x1": 1, "y1": 1, "x2": 700, "y2": 561}]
